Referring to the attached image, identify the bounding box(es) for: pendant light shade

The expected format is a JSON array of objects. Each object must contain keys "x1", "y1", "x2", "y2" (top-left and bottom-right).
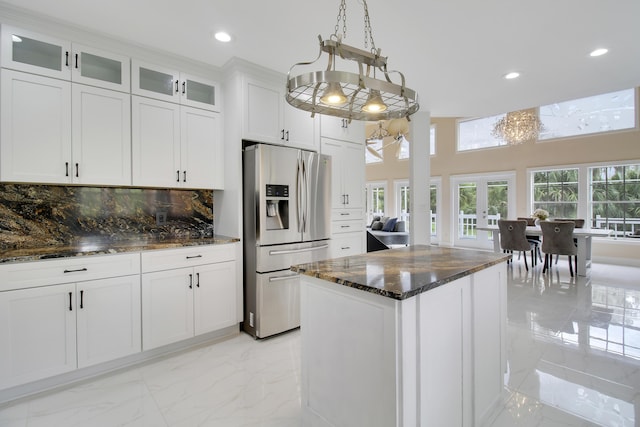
[
  {"x1": 320, "y1": 82, "x2": 348, "y2": 106},
  {"x1": 361, "y1": 89, "x2": 387, "y2": 113}
]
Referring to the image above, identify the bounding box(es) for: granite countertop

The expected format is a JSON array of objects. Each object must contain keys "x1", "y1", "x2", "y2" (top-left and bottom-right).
[
  {"x1": 0, "y1": 234, "x2": 240, "y2": 264},
  {"x1": 291, "y1": 245, "x2": 510, "y2": 300}
]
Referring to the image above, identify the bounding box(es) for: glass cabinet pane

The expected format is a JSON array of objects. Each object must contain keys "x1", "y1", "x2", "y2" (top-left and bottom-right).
[
  {"x1": 80, "y1": 52, "x2": 122, "y2": 85},
  {"x1": 139, "y1": 67, "x2": 174, "y2": 96},
  {"x1": 12, "y1": 34, "x2": 62, "y2": 72},
  {"x1": 186, "y1": 79, "x2": 215, "y2": 106}
]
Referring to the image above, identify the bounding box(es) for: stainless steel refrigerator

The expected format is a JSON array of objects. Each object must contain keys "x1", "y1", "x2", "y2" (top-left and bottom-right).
[{"x1": 243, "y1": 143, "x2": 331, "y2": 338}]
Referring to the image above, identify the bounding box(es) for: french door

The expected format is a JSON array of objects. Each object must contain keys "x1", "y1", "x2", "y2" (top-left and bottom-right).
[{"x1": 452, "y1": 172, "x2": 515, "y2": 249}]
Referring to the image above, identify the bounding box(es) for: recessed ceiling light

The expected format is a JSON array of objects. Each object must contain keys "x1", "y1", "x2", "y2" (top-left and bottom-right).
[
  {"x1": 214, "y1": 31, "x2": 232, "y2": 43},
  {"x1": 504, "y1": 72, "x2": 520, "y2": 80},
  {"x1": 590, "y1": 48, "x2": 608, "y2": 57}
]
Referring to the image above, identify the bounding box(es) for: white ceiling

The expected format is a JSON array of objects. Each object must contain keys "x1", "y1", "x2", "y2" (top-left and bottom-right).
[{"x1": 2, "y1": 0, "x2": 639, "y2": 118}]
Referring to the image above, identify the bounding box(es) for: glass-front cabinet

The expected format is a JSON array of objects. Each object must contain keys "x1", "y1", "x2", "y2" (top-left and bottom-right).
[
  {"x1": 1, "y1": 26, "x2": 130, "y2": 92},
  {"x1": 1, "y1": 26, "x2": 71, "y2": 80},
  {"x1": 132, "y1": 60, "x2": 220, "y2": 112}
]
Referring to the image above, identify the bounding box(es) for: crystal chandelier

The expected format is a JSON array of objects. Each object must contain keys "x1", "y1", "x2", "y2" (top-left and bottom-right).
[
  {"x1": 286, "y1": 0, "x2": 419, "y2": 122},
  {"x1": 491, "y1": 110, "x2": 545, "y2": 145}
]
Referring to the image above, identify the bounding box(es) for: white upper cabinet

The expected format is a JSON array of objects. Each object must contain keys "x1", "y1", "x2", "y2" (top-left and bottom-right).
[
  {"x1": 72, "y1": 84, "x2": 131, "y2": 185},
  {"x1": 1, "y1": 26, "x2": 130, "y2": 92},
  {"x1": 132, "y1": 95, "x2": 223, "y2": 189},
  {"x1": 132, "y1": 60, "x2": 220, "y2": 112},
  {"x1": 1, "y1": 69, "x2": 131, "y2": 185},
  {"x1": 71, "y1": 44, "x2": 130, "y2": 92},
  {"x1": 320, "y1": 116, "x2": 364, "y2": 145},
  {"x1": 243, "y1": 75, "x2": 317, "y2": 150},
  {"x1": 1, "y1": 26, "x2": 71, "y2": 80},
  {"x1": 1, "y1": 70, "x2": 72, "y2": 184}
]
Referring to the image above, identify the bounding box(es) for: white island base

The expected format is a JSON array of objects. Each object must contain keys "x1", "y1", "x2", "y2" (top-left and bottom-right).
[{"x1": 300, "y1": 264, "x2": 507, "y2": 427}]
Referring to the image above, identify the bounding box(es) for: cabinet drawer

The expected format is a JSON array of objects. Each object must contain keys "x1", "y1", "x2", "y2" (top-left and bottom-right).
[
  {"x1": 141, "y1": 244, "x2": 236, "y2": 273},
  {"x1": 332, "y1": 209, "x2": 363, "y2": 221},
  {"x1": 331, "y1": 233, "x2": 364, "y2": 258},
  {"x1": 0, "y1": 253, "x2": 140, "y2": 292},
  {"x1": 331, "y1": 220, "x2": 364, "y2": 235}
]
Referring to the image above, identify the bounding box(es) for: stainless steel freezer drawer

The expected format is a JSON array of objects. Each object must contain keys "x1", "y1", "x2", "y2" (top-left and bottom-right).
[{"x1": 255, "y1": 270, "x2": 301, "y2": 338}]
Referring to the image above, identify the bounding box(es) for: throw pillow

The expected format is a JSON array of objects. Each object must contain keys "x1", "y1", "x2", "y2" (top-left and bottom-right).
[
  {"x1": 369, "y1": 216, "x2": 381, "y2": 228},
  {"x1": 371, "y1": 221, "x2": 384, "y2": 230},
  {"x1": 382, "y1": 217, "x2": 398, "y2": 232},
  {"x1": 394, "y1": 221, "x2": 406, "y2": 232}
]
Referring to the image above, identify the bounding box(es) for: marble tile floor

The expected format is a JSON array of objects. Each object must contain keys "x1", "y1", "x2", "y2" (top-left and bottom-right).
[{"x1": 1, "y1": 261, "x2": 638, "y2": 426}]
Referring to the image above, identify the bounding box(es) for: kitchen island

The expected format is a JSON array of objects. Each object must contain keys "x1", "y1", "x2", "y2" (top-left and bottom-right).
[{"x1": 291, "y1": 245, "x2": 510, "y2": 427}]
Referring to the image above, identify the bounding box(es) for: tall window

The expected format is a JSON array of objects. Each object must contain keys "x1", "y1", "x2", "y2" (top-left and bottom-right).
[
  {"x1": 430, "y1": 125, "x2": 436, "y2": 156},
  {"x1": 430, "y1": 179, "x2": 441, "y2": 241},
  {"x1": 395, "y1": 181, "x2": 410, "y2": 229},
  {"x1": 590, "y1": 164, "x2": 640, "y2": 238},
  {"x1": 457, "y1": 114, "x2": 505, "y2": 151},
  {"x1": 532, "y1": 169, "x2": 579, "y2": 218},
  {"x1": 539, "y1": 89, "x2": 636, "y2": 140},
  {"x1": 366, "y1": 182, "x2": 386, "y2": 223}
]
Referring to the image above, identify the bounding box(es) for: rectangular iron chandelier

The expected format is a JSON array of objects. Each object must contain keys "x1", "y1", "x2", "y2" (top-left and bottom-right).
[{"x1": 286, "y1": 0, "x2": 419, "y2": 122}]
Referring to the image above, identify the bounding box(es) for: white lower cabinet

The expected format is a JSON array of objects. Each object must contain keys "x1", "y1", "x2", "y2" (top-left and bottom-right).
[
  {"x1": 0, "y1": 283, "x2": 77, "y2": 389},
  {"x1": 0, "y1": 253, "x2": 141, "y2": 390},
  {"x1": 141, "y1": 245, "x2": 238, "y2": 351}
]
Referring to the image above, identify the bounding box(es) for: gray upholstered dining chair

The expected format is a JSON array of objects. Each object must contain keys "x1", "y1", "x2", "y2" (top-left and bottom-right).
[
  {"x1": 540, "y1": 221, "x2": 578, "y2": 276},
  {"x1": 498, "y1": 220, "x2": 538, "y2": 270},
  {"x1": 517, "y1": 216, "x2": 543, "y2": 262}
]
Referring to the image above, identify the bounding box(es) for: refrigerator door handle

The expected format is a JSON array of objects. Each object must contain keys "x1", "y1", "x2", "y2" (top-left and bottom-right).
[
  {"x1": 302, "y1": 157, "x2": 308, "y2": 233},
  {"x1": 297, "y1": 156, "x2": 303, "y2": 233},
  {"x1": 268, "y1": 244, "x2": 329, "y2": 256}
]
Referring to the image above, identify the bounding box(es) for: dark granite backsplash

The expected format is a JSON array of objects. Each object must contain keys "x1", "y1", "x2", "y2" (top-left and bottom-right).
[{"x1": 0, "y1": 184, "x2": 214, "y2": 249}]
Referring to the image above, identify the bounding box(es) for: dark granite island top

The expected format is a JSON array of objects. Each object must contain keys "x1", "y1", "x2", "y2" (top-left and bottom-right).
[
  {"x1": 291, "y1": 244, "x2": 510, "y2": 300},
  {"x1": 0, "y1": 234, "x2": 240, "y2": 264}
]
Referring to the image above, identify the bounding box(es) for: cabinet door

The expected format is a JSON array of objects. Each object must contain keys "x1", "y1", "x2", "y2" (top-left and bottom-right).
[
  {"x1": 132, "y1": 96, "x2": 181, "y2": 188},
  {"x1": 71, "y1": 44, "x2": 130, "y2": 92},
  {"x1": 283, "y1": 103, "x2": 318, "y2": 150},
  {"x1": 76, "y1": 276, "x2": 141, "y2": 368},
  {"x1": 0, "y1": 283, "x2": 76, "y2": 389},
  {"x1": 132, "y1": 60, "x2": 180, "y2": 103},
  {"x1": 141, "y1": 268, "x2": 194, "y2": 351},
  {"x1": 180, "y1": 107, "x2": 223, "y2": 189},
  {"x1": 320, "y1": 116, "x2": 365, "y2": 145},
  {"x1": 320, "y1": 138, "x2": 346, "y2": 210},
  {"x1": 181, "y1": 73, "x2": 220, "y2": 112},
  {"x1": 1, "y1": 26, "x2": 71, "y2": 80},
  {"x1": 342, "y1": 141, "x2": 365, "y2": 209},
  {"x1": 72, "y1": 84, "x2": 131, "y2": 185},
  {"x1": 1, "y1": 70, "x2": 72, "y2": 184},
  {"x1": 243, "y1": 77, "x2": 282, "y2": 144},
  {"x1": 193, "y1": 261, "x2": 237, "y2": 335}
]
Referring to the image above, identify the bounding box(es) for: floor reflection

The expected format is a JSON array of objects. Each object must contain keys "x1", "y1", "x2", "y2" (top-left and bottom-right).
[{"x1": 490, "y1": 261, "x2": 640, "y2": 427}]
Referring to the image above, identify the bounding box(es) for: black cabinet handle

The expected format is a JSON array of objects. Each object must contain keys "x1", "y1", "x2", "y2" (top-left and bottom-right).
[
  {"x1": 346, "y1": 194, "x2": 350, "y2": 205},
  {"x1": 64, "y1": 268, "x2": 87, "y2": 273},
  {"x1": 186, "y1": 255, "x2": 202, "y2": 259},
  {"x1": 176, "y1": 170, "x2": 180, "y2": 182},
  {"x1": 65, "y1": 51, "x2": 69, "y2": 67},
  {"x1": 196, "y1": 272, "x2": 200, "y2": 288},
  {"x1": 75, "y1": 53, "x2": 79, "y2": 69},
  {"x1": 182, "y1": 81, "x2": 186, "y2": 94},
  {"x1": 285, "y1": 130, "x2": 290, "y2": 141},
  {"x1": 175, "y1": 80, "x2": 179, "y2": 93},
  {"x1": 281, "y1": 129, "x2": 285, "y2": 140},
  {"x1": 341, "y1": 246, "x2": 351, "y2": 250},
  {"x1": 80, "y1": 290, "x2": 84, "y2": 309},
  {"x1": 68, "y1": 292, "x2": 73, "y2": 311},
  {"x1": 65, "y1": 162, "x2": 69, "y2": 177},
  {"x1": 189, "y1": 273, "x2": 193, "y2": 289},
  {"x1": 183, "y1": 171, "x2": 187, "y2": 182},
  {"x1": 75, "y1": 163, "x2": 79, "y2": 178}
]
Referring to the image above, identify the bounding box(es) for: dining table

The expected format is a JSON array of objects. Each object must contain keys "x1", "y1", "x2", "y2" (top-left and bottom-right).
[{"x1": 477, "y1": 225, "x2": 612, "y2": 276}]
